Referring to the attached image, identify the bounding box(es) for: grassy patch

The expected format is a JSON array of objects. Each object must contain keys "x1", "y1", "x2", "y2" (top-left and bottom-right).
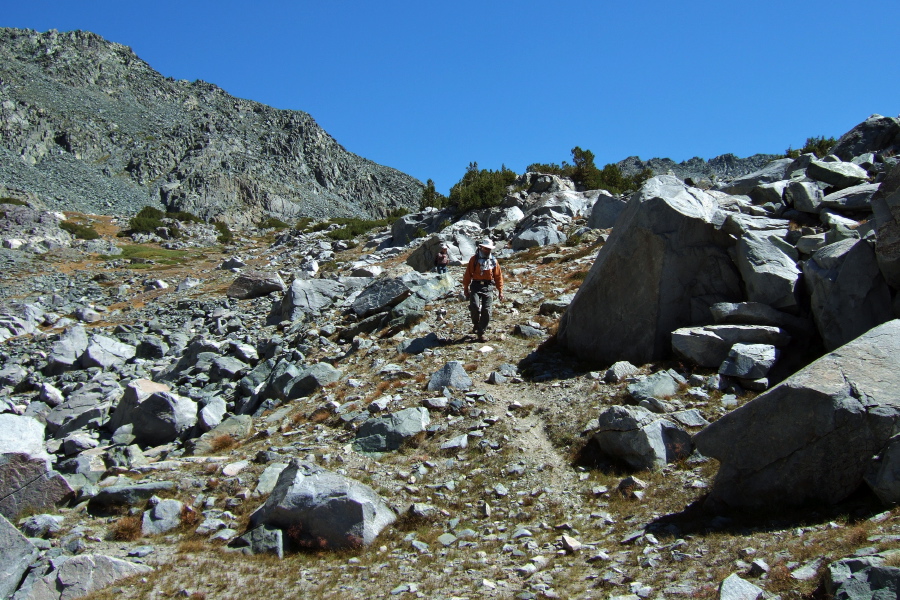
[
  {"x1": 60, "y1": 220, "x2": 100, "y2": 240},
  {"x1": 0, "y1": 197, "x2": 29, "y2": 207},
  {"x1": 106, "y1": 244, "x2": 192, "y2": 266}
]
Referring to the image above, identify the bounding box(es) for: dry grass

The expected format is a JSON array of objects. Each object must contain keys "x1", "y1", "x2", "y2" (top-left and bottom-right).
[
  {"x1": 111, "y1": 515, "x2": 142, "y2": 541},
  {"x1": 210, "y1": 434, "x2": 237, "y2": 453}
]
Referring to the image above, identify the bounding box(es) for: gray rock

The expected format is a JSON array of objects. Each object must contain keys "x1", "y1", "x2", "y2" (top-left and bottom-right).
[
  {"x1": 821, "y1": 183, "x2": 880, "y2": 212},
  {"x1": 511, "y1": 224, "x2": 566, "y2": 250},
  {"x1": 18, "y1": 514, "x2": 64, "y2": 538},
  {"x1": 88, "y1": 481, "x2": 176, "y2": 511},
  {"x1": 254, "y1": 463, "x2": 289, "y2": 497},
  {"x1": 250, "y1": 460, "x2": 396, "y2": 549},
  {"x1": 397, "y1": 333, "x2": 441, "y2": 355},
  {"x1": 352, "y1": 278, "x2": 411, "y2": 318},
  {"x1": 830, "y1": 114, "x2": 900, "y2": 161},
  {"x1": 426, "y1": 361, "x2": 472, "y2": 392},
  {"x1": 627, "y1": 371, "x2": 679, "y2": 402},
  {"x1": 0, "y1": 364, "x2": 28, "y2": 387},
  {"x1": 21, "y1": 553, "x2": 153, "y2": 600},
  {"x1": 718, "y1": 573, "x2": 764, "y2": 600},
  {"x1": 748, "y1": 181, "x2": 788, "y2": 206},
  {"x1": 80, "y1": 334, "x2": 136, "y2": 369},
  {"x1": 694, "y1": 320, "x2": 900, "y2": 510},
  {"x1": 558, "y1": 176, "x2": 742, "y2": 365},
  {"x1": 872, "y1": 163, "x2": 900, "y2": 288},
  {"x1": 406, "y1": 234, "x2": 477, "y2": 273},
  {"x1": 513, "y1": 324, "x2": 544, "y2": 338},
  {"x1": 783, "y1": 181, "x2": 824, "y2": 213},
  {"x1": 141, "y1": 496, "x2": 184, "y2": 535},
  {"x1": 605, "y1": 361, "x2": 639, "y2": 383},
  {"x1": 718, "y1": 344, "x2": 779, "y2": 379},
  {"x1": 209, "y1": 355, "x2": 249, "y2": 382},
  {"x1": 718, "y1": 158, "x2": 794, "y2": 195},
  {"x1": 189, "y1": 415, "x2": 253, "y2": 455},
  {"x1": 107, "y1": 379, "x2": 171, "y2": 433},
  {"x1": 672, "y1": 325, "x2": 790, "y2": 368},
  {"x1": 824, "y1": 556, "x2": 900, "y2": 600},
  {"x1": 807, "y1": 160, "x2": 870, "y2": 190},
  {"x1": 123, "y1": 391, "x2": 198, "y2": 447},
  {"x1": 46, "y1": 325, "x2": 89, "y2": 374},
  {"x1": 276, "y1": 278, "x2": 346, "y2": 322},
  {"x1": 587, "y1": 191, "x2": 628, "y2": 229},
  {"x1": 805, "y1": 238, "x2": 892, "y2": 351},
  {"x1": 709, "y1": 301, "x2": 814, "y2": 334},
  {"x1": 865, "y1": 435, "x2": 900, "y2": 504},
  {"x1": 592, "y1": 405, "x2": 692, "y2": 471},
  {"x1": 233, "y1": 525, "x2": 284, "y2": 558},
  {"x1": 734, "y1": 231, "x2": 800, "y2": 311},
  {"x1": 198, "y1": 397, "x2": 227, "y2": 432},
  {"x1": 539, "y1": 295, "x2": 574, "y2": 316},
  {"x1": 354, "y1": 407, "x2": 431, "y2": 452},
  {"x1": 0, "y1": 414, "x2": 74, "y2": 520},
  {"x1": 0, "y1": 512, "x2": 39, "y2": 600},
  {"x1": 672, "y1": 325, "x2": 789, "y2": 368},
  {"x1": 284, "y1": 363, "x2": 342, "y2": 399},
  {"x1": 226, "y1": 270, "x2": 286, "y2": 299}
]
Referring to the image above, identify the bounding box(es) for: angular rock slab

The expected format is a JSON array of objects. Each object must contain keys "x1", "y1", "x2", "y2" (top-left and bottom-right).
[
  {"x1": 804, "y1": 238, "x2": 892, "y2": 351},
  {"x1": 23, "y1": 554, "x2": 152, "y2": 600},
  {"x1": 250, "y1": 460, "x2": 396, "y2": 549},
  {"x1": 824, "y1": 556, "x2": 900, "y2": 600},
  {"x1": 0, "y1": 512, "x2": 39, "y2": 599},
  {"x1": 693, "y1": 320, "x2": 900, "y2": 510},
  {"x1": 426, "y1": 361, "x2": 472, "y2": 392},
  {"x1": 353, "y1": 407, "x2": 431, "y2": 452},
  {"x1": 592, "y1": 405, "x2": 692, "y2": 471},
  {"x1": 122, "y1": 391, "x2": 198, "y2": 447},
  {"x1": 276, "y1": 278, "x2": 346, "y2": 322},
  {"x1": 672, "y1": 325, "x2": 789, "y2": 368},
  {"x1": 558, "y1": 176, "x2": 742, "y2": 365},
  {"x1": 734, "y1": 231, "x2": 800, "y2": 311},
  {"x1": 226, "y1": 270, "x2": 286, "y2": 300},
  {"x1": 0, "y1": 415, "x2": 74, "y2": 520}
]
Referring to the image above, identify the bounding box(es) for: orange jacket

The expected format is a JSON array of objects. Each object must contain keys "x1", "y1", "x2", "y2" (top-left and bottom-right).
[{"x1": 463, "y1": 253, "x2": 503, "y2": 294}]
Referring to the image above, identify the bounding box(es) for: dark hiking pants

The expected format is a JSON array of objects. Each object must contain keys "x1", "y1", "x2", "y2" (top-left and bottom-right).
[{"x1": 469, "y1": 280, "x2": 493, "y2": 334}]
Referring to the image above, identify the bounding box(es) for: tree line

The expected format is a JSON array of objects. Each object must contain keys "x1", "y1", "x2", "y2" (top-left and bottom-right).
[{"x1": 421, "y1": 147, "x2": 653, "y2": 212}]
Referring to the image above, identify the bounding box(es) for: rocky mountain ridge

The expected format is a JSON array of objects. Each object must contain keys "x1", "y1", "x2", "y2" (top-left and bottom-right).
[{"x1": 0, "y1": 28, "x2": 424, "y2": 223}]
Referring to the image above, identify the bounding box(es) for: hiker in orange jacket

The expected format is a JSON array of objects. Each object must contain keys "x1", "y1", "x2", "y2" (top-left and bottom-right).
[{"x1": 463, "y1": 238, "x2": 504, "y2": 341}]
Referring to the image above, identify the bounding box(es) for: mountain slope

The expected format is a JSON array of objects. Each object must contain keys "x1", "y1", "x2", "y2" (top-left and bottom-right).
[{"x1": 0, "y1": 28, "x2": 423, "y2": 222}]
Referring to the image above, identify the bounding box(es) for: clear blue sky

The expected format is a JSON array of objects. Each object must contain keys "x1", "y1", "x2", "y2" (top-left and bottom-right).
[{"x1": 5, "y1": 1, "x2": 899, "y2": 195}]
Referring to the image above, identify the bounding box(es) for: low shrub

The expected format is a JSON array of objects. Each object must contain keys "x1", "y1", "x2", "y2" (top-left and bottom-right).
[
  {"x1": 259, "y1": 217, "x2": 290, "y2": 230},
  {"x1": 111, "y1": 515, "x2": 142, "y2": 541},
  {"x1": 0, "y1": 197, "x2": 29, "y2": 207},
  {"x1": 214, "y1": 221, "x2": 233, "y2": 244},
  {"x1": 60, "y1": 221, "x2": 100, "y2": 240}
]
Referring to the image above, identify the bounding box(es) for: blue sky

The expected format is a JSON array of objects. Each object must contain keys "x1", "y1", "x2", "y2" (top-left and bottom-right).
[{"x1": 5, "y1": 1, "x2": 899, "y2": 195}]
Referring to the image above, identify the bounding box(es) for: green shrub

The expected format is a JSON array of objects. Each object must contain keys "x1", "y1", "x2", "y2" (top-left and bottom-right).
[
  {"x1": 420, "y1": 179, "x2": 447, "y2": 210},
  {"x1": 785, "y1": 135, "x2": 838, "y2": 159},
  {"x1": 0, "y1": 197, "x2": 29, "y2": 207},
  {"x1": 438, "y1": 219, "x2": 452, "y2": 231},
  {"x1": 412, "y1": 227, "x2": 427, "y2": 239},
  {"x1": 60, "y1": 221, "x2": 100, "y2": 240},
  {"x1": 447, "y1": 162, "x2": 518, "y2": 212},
  {"x1": 295, "y1": 217, "x2": 314, "y2": 232},
  {"x1": 165, "y1": 210, "x2": 202, "y2": 223},
  {"x1": 259, "y1": 217, "x2": 290, "y2": 230},
  {"x1": 527, "y1": 147, "x2": 650, "y2": 194},
  {"x1": 214, "y1": 221, "x2": 233, "y2": 244}
]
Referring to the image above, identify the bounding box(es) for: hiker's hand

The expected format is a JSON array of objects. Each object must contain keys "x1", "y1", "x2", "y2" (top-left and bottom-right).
[
  {"x1": 498, "y1": 292, "x2": 504, "y2": 302},
  {"x1": 464, "y1": 291, "x2": 470, "y2": 300}
]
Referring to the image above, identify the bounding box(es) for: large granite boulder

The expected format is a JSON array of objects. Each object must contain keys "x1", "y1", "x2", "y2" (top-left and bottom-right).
[
  {"x1": 830, "y1": 114, "x2": 900, "y2": 161},
  {"x1": 872, "y1": 163, "x2": 900, "y2": 288},
  {"x1": 734, "y1": 231, "x2": 801, "y2": 311},
  {"x1": 804, "y1": 238, "x2": 892, "y2": 351},
  {"x1": 352, "y1": 278, "x2": 411, "y2": 318},
  {"x1": 807, "y1": 160, "x2": 870, "y2": 190},
  {"x1": 591, "y1": 405, "x2": 692, "y2": 471},
  {"x1": 45, "y1": 325, "x2": 89, "y2": 374},
  {"x1": 557, "y1": 176, "x2": 742, "y2": 365},
  {"x1": 226, "y1": 270, "x2": 286, "y2": 300},
  {"x1": 824, "y1": 556, "x2": 900, "y2": 600},
  {"x1": 116, "y1": 391, "x2": 198, "y2": 447},
  {"x1": 718, "y1": 158, "x2": 794, "y2": 195},
  {"x1": 693, "y1": 320, "x2": 900, "y2": 510},
  {"x1": 672, "y1": 325, "x2": 790, "y2": 368},
  {"x1": 275, "y1": 278, "x2": 346, "y2": 322},
  {"x1": 0, "y1": 414, "x2": 74, "y2": 520},
  {"x1": 353, "y1": 407, "x2": 431, "y2": 452},
  {"x1": 20, "y1": 554, "x2": 153, "y2": 600},
  {"x1": 0, "y1": 512, "x2": 39, "y2": 599},
  {"x1": 250, "y1": 460, "x2": 396, "y2": 549}
]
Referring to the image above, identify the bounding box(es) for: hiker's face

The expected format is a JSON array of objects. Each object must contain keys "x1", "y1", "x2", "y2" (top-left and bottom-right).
[{"x1": 479, "y1": 246, "x2": 490, "y2": 255}]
